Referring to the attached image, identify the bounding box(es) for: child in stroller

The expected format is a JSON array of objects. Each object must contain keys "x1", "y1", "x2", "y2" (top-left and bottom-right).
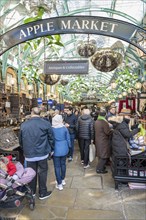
[{"x1": 0, "y1": 153, "x2": 36, "y2": 210}]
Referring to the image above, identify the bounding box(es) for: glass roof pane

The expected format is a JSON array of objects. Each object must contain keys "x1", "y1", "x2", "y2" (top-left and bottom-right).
[{"x1": 0, "y1": 0, "x2": 145, "y2": 92}]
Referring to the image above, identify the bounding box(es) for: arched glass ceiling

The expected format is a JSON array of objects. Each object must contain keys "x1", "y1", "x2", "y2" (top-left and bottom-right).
[{"x1": 0, "y1": 0, "x2": 146, "y2": 85}]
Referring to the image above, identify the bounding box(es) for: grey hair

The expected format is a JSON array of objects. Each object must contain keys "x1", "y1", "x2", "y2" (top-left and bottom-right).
[
  {"x1": 83, "y1": 108, "x2": 90, "y2": 115},
  {"x1": 31, "y1": 107, "x2": 41, "y2": 116}
]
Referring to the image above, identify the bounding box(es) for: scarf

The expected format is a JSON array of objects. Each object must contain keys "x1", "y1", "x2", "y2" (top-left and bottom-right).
[
  {"x1": 52, "y1": 114, "x2": 64, "y2": 128},
  {"x1": 98, "y1": 115, "x2": 107, "y2": 121}
]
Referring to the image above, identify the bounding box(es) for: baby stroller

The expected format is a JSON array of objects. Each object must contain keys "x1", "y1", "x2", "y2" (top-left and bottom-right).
[{"x1": 0, "y1": 150, "x2": 36, "y2": 210}]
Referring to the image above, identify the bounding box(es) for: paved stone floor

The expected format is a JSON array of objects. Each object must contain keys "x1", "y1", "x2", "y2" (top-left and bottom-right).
[{"x1": 0, "y1": 142, "x2": 146, "y2": 220}]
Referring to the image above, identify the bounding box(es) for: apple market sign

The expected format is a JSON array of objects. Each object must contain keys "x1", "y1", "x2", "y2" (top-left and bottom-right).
[{"x1": 0, "y1": 16, "x2": 146, "y2": 56}]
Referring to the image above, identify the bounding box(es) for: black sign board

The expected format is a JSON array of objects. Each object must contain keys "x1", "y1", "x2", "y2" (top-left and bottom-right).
[
  {"x1": 0, "y1": 16, "x2": 146, "y2": 56},
  {"x1": 44, "y1": 60, "x2": 89, "y2": 75}
]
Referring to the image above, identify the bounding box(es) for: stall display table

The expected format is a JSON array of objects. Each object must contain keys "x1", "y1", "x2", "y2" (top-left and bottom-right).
[
  {"x1": 112, "y1": 150, "x2": 146, "y2": 189},
  {"x1": 0, "y1": 127, "x2": 24, "y2": 164}
]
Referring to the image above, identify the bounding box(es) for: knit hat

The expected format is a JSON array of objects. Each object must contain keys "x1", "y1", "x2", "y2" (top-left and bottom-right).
[{"x1": 52, "y1": 115, "x2": 64, "y2": 128}]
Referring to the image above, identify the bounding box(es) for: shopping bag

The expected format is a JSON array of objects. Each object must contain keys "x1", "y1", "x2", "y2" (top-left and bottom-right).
[{"x1": 89, "y1": 143, "x2": 96, "y2": 162}]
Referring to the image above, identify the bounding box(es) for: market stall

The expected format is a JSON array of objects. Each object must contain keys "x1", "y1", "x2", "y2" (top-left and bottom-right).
[{"x1": 111, "y1": 119, "x2": 146, "y2": 189}]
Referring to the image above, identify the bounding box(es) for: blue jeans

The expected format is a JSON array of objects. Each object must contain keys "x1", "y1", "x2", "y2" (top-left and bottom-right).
[
  {"x1": 53, "y1": 156, "x2": 66, "y2": 185},
  {"x1": 69, "y1": 133, "x2": 75, "y2": 158}
]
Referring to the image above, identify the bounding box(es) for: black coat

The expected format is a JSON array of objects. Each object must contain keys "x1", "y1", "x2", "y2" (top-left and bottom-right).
[
  {"x1": 112, "y1": 121, "x2": 139, "y2": 158},
  {"x1": 76, "y1": 114, "x2": 94, "y2": 140},
  {"x1": 64, "y1": 113, "x2": 77, "y2": 134}
]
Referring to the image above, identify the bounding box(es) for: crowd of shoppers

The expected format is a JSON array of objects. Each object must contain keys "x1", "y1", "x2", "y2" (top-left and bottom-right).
[{"x1": 18, "y1": 103, "x2": 141, "y2": 201}]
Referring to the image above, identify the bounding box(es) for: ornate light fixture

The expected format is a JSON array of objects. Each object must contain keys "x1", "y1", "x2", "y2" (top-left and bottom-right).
[
  {"x1": 77, "y1": 35, "x2": 97, "y2": 58},
  {"x1": 111, "y1": 82, "x2": 117, "y2": 89},
  {"x1": 39, "y1": 74, "x2": 60, "y2": 85},
  {"x1": 135, "y1": 82, "x2": 142, "y2": 90},
  {"x1": 91, "y1": 49, "x2": 123, "y2": 72},
  {"x1": 60, "y1": 79, "x2": 69, "y2": 86},
  {"x1": 122, "y1": 91, "x2": 127, "y2": 97},
  {"x1": 87, "y1": 89, "x2": 96, "y2": 99},
  {"x1": 118, "y1": 94, "x2": 123, "y2": 99}
]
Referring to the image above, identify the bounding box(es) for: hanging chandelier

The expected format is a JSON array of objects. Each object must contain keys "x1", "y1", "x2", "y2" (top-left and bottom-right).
[
  {"x1": 39, "y1": 74, "x2": 60, "y2": 85},
  {"x1": 60, "y1": 79, "x2": 69, "y2": 86},
  {"x1": 87, "y1": 89, "x2": 97, "y2": 99},
  {"x1": 91, "y1": 49, "x2": 123, "y2": 72},
  {"x1": 77, "y1": 35, "x2": 97, "y2": 58}
]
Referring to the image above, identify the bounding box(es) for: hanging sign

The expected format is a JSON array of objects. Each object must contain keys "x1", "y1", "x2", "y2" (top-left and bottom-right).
[
  {"x1": 37, "y1": 98, "x2": 42, "y2": 104},
  {"x1": 0, "y1": 16, "x2": 146, "y2": 56},
  {"x1": 44, "y1": 60, "x2": 89, "y2": 75},
  {"x1": 48, "y1": 99, "x2": 53, "y2": 105}
]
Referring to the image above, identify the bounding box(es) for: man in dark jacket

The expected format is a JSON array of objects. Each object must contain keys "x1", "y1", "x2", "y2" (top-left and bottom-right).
[
  {"x1": 64, "y1": 106, "x2": 77, "y2": 161},
  {"x1": 19, "y1": 107, "x2": 54, "y2": 200},
  {"x1": 111, "y1": 115, "x2": 140, "y2": 159},
  {"x1": 76, "y1": 108, "x2": 94, "y2": 168}
]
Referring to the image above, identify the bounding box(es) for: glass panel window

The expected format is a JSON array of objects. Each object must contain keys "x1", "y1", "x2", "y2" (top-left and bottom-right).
[
  {"x1": 7, "y1": 73, "x2": 13, "y2": 86},
  {"x1": 21, "y1": 79, "x2": 26, "y2": 90}
]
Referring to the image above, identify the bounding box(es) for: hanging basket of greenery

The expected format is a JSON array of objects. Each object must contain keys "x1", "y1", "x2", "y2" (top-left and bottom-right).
[
  {"x1": 91, "y1": 49, "x2": 123, "y2": 72},
  {"x1": 39, "y1": 74, "x2": 60, "y2": 85}
]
